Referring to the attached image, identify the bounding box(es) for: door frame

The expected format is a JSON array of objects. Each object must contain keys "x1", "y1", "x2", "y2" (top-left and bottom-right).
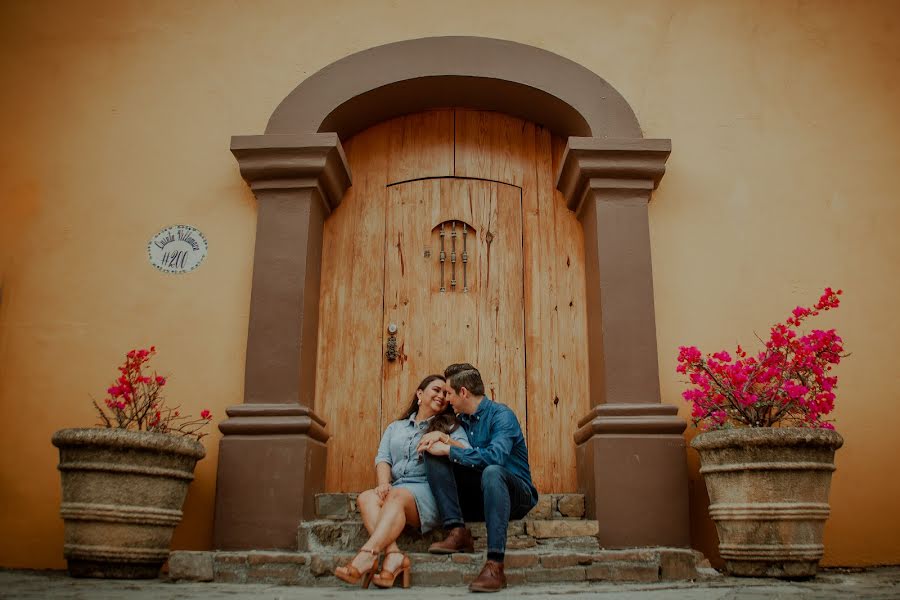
[{"x1": 215, "y1": 36, "x2": 690, "y2": 551}]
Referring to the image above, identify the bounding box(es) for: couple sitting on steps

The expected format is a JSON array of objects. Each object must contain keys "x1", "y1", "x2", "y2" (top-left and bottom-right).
[{"x1": 334, "y1": 363, "x2": 538, "y2": 592}]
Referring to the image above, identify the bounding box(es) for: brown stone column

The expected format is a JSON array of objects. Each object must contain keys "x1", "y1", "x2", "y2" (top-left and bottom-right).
[
  {"x1": 557, "y1": 137, "x2": 690, "y2": 547},
  {"x1": 213, "y1": 133, "x2": 351, "y2": 550}
]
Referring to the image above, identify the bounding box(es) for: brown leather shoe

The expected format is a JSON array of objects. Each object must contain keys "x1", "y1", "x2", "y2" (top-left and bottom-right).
[
  {"x1": 468, "y1": 560, "x2": 506, "y2": 592},
  {"x1": 428, "y1": 526, "x2": 474, "y2": 554}
]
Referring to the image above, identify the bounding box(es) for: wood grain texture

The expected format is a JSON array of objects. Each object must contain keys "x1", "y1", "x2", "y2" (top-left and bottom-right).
[
  {"x1": 316, "y1": 121, "x2": 389, "y2": 492},
  {"x1": 454, "y1": 110, "x2": 589, "y2": 492},
  {"x1": 387, "y1": 110, "x2": 454, "y2": 183}
]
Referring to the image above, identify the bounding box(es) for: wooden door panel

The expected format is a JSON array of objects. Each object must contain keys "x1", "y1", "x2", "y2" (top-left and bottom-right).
[
  {"x1": 387, "y1": 110, "x2": 454, "y2": 183},
  {"x1": 316, "y1": 126, "x2": 390, "y2": 492},
  {"x1": 383, "y1": 179, "x2": 526, "y2": 436}
]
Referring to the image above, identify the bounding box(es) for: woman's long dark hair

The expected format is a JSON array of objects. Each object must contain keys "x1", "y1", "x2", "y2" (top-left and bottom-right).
[{"x1": 398, "y1": 374, "x2": 460, "y2": 434}]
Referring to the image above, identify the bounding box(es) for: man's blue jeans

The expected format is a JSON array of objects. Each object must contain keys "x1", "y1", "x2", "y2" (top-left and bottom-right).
[{"x1": 425, "y1": 454, "x2": 536, "y2": 556}]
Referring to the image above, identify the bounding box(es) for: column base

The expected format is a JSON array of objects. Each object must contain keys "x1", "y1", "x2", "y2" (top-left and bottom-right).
[
  {"x1": 213, "y1": 404, "x2": 328, "y2": 550},
  {"x1": 575, "y1": 403, "x2": 690, "y2": 547}
]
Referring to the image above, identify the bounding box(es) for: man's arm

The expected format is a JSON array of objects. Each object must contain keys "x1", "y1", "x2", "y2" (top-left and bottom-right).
[{"x1": 446, "y1": 411, "x2": 518, "y2": 469}]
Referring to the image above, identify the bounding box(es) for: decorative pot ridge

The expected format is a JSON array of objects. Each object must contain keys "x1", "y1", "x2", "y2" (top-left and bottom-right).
[
  {"x1": 691, "y1": 427, "x2": 842, "y2": 579},
  {"x1": 52, "y1": 428, "x2": 206, "y2": 458},
  {"x1": 52, "y1": 428, "x2": 205, "y2": 579},
  {"x1": 691, "y1": 427, "x2": 844, "y2": 451}
]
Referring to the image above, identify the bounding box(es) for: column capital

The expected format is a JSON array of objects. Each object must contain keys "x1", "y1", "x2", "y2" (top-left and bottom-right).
[
  {"x1": 574, "y1": 403, "x2": 686, "y2": 444},
  {"x1": 555, "y1": 137, "x2": 672, "y2": 217},
  {"x1": 231, "y1": 133, "x2": 352, "y2": 214},
  {"x1": 218, "y1": 403, "x2": 329, "y2": 442}
]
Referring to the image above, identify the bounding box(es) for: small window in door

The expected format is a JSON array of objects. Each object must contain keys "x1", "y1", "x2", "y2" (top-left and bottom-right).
[{"x1": 428, "y1": 220, "x2": 477, "y2": 294}]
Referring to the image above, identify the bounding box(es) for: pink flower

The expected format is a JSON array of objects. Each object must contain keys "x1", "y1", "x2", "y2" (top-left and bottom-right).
[
  {"x1": 155, "y1": 376, "x2": 166, "y2": 385},
  {"x1": 200, "y1": 410, "x2": 212, "y2": 420},
  {"x1": 676, "y1": 288, "x2": 845, "y2": 430}
]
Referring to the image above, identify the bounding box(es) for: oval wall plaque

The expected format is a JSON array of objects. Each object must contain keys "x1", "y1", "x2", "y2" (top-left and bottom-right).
[{"x1": 148, "y1": 225, "x2": 208, "y2": 273}]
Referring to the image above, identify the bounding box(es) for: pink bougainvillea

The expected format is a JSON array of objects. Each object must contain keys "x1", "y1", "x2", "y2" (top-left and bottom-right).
[
  {"x1": 94, "y1": 347, "x2": 213, "y2": 439},
  {"x1": 677, "y1": 288, "x2": 845, "y2": 430}
]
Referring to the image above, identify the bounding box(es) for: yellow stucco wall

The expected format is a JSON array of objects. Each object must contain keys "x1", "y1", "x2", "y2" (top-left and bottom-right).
[{"x1": 1, "y1": 0, "x2": 898, "y2": 569}]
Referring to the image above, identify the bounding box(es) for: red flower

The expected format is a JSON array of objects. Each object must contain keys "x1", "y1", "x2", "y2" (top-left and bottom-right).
[{"x1": 94, "y1": 346, "x2": 210, "y2": 440}]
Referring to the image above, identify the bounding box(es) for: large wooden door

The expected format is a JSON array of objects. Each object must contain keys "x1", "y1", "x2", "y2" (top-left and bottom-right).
[
  {"x1": 382, "y1": 179, "x2": 526, "y2": 428},
  {"x1": 316, "y1": 109, "x2": 589, "y2": 493}
]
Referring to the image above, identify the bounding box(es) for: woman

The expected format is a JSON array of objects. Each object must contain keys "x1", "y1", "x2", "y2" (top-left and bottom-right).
[{"x1": 334, "y1": 374, "x2": 469, "y2": 588}]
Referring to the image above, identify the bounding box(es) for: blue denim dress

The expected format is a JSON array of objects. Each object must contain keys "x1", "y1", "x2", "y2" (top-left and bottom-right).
[{"x1": 375, "y1": 413, "x2": 469, "y2": 532}]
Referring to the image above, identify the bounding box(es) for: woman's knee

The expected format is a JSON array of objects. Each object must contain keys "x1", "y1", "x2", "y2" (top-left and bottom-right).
[{"x1": 357, "y1": 489, "x2": 380, "y2": 509}]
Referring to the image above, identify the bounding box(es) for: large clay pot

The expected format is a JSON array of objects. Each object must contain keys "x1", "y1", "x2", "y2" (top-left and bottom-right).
[
  {"x1": 52, "y1": 428, "x2": 205, "y2": 578},
  {"x1": 691, "y1": 428, "x2": 843, "y2": 578}
]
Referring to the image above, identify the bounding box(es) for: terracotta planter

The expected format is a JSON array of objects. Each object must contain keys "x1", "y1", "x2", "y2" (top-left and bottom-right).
[
  {"x1": 691, "y1": 427, "x2": 843, "y2": 578},
  {"x1": 52, "y1": 428, "x2": 205, "y2": 578}
]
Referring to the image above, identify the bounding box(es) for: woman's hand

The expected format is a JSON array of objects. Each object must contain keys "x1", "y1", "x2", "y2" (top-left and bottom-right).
[{"x1": 375, "y1": 482, "x2": 391, "y2": 502}]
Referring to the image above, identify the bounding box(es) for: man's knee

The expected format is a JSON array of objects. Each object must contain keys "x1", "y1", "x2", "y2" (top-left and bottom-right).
[{"x1": 481, "y1": 464, "x2": 506, "y2": 484}]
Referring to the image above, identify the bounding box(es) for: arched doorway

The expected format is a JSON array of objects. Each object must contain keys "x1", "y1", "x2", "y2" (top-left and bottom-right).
[{"x1": 214, "y1": 37, "x2": 689, "y2": 551}]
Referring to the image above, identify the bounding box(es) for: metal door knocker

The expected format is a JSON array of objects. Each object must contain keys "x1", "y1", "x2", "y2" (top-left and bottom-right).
[{"x1": 386, "y1": 323, "x2": 399, "y2": 361}]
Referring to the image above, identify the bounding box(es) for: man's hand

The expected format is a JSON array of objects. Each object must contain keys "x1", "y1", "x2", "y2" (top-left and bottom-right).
[
  {"x1": 375, "y1": 483, "x2": 391, "y2": 502},
  {"x1": 416, "y1": 431, "x2": 447, "y2": 453},
  {"x1": 424, "y1": 441, "x2": 451, "y2": 456}
]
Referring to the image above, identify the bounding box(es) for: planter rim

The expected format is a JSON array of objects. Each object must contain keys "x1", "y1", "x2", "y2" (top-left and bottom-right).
[
  {"x1": 52, "y1": 427, "x2": 206, "y2": 459},
  {"x1": 690, "y1": 427, "x2": 843, "y2": 451}
]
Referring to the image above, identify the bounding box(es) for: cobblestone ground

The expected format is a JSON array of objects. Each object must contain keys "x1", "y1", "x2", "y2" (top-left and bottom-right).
[{"x1": 1, "y1": 567, "x2": 898, "y2": 599}]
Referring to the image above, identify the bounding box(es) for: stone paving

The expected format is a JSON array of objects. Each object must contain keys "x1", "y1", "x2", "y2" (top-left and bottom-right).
[{"x1": 1, "y1": 567, "x2": 899, "y2": 599}]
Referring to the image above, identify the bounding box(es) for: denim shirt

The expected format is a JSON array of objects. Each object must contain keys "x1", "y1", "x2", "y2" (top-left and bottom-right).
[
  {"x1": 448, "y1": 398, "x2": 538, "y2": 501},
  {"x1": 375, "y1": 413, "x2": 470, "y2": 483}
]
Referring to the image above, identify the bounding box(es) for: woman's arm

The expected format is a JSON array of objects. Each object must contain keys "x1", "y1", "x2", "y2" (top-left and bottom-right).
[
  {"x1": 373, "y1": 423, "x2": 395, "y2": 501},
  {"x1": 375, "y1": 461, "x2": 392, "y2": 486},
  {"x1": 374, "y1": 461, "x2": 392, "y2": 501}
]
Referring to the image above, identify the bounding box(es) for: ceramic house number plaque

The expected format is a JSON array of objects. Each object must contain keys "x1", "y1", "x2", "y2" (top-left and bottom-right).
[{"x1": 148, "y1": 225, "x2": 208, "y2": 273}]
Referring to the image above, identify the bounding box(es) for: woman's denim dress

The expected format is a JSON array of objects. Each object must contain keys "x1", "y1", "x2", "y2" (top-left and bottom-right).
[{"x1": 374, "y1": 413, "x2": 469, "y2": 532}]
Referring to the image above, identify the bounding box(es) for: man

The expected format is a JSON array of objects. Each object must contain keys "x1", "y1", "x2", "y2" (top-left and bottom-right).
[{"x1": 417, "y1": 363, "x2": 538, "y2": 592}]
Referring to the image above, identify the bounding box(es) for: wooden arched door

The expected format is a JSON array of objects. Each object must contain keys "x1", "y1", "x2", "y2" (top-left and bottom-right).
[{"x1": 316, "y1": 109, "x2": 588, "y2": 493}]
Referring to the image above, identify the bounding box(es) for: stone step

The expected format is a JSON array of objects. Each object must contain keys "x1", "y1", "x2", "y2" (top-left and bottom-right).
[
  {"x1": 170, "y1": 547, "x2": 712, "y2": 586},
  {"x1": 297, "y1": 518, "x2": 601, "y2": 553},
  {"x1": 315, "y1": 492, "x2": 586, "y2": 521}
]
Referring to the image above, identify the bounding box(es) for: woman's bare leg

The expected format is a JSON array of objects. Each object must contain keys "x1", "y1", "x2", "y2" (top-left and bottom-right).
[
  {"x1": 357, "y1": 490, "x2": 383, "y2": 534},
  {"x1": 369, "y1": 488, "x2": 421, "y2": 573},
  {"x1": 349, "y1": 488, "x2": 420, "y2": 573},
  {"x1": 351, "y1": 488, "x2": 419, "y2": 571},
  {"x1": 356, "y1": 489, "x2": 401, "y2": 556}
]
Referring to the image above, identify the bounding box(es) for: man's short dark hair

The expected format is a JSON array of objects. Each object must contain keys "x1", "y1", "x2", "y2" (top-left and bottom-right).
[{"x1": 444, "y1": 363, "x2": 485, "y2": 396}]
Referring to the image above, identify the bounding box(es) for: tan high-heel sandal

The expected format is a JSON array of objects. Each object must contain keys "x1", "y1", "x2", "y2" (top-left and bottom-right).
[
  {"x1": 334, "y1": 547, "x2": 380, "y2": 588},
  {"x1": 372, "y1": 551, "x2": 411, "y2": 589}
]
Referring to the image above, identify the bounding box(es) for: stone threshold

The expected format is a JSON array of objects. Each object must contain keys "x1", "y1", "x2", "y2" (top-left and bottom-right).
[{"x1": 169, "y1": 547, "x2": 714, "y2": 587}]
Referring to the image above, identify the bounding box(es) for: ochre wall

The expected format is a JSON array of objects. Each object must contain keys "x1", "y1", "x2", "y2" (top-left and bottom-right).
[{"x1": 1, "y1": 0, "x2": 898, "y2": 569}]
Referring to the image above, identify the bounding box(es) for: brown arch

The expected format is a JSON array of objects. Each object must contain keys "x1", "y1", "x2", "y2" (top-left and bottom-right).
[
  {"x1": 265, "y1": 36, "x2": 642, "y2": 139},
  {"x1": 219, "y1": 39, "x2": 689, "y2": 551}
]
